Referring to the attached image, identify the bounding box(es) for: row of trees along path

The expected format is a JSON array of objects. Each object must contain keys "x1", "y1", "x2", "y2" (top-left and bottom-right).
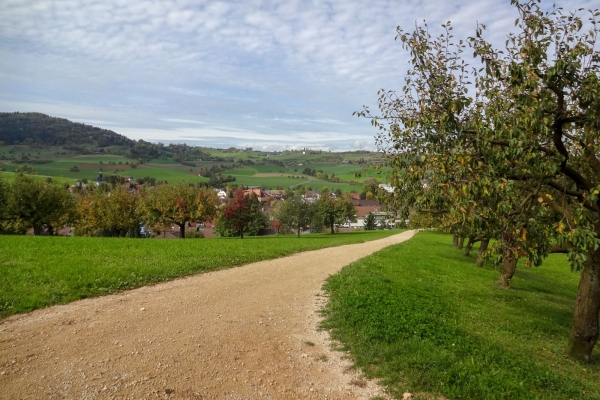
[{"x1": 356, "y1": 0, "x2": 600, "y2": 360}]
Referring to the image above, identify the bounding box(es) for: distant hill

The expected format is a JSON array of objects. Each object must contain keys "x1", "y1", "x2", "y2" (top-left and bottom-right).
[
  {"x1": 0, "y1": 112, "x2": 382, "y2": 163},
  {"x1": 0, "y1": 112, "x2": 166, "y2": 160},
  {"x1": 0, "y1": 112, "x2": 133, "y2": 147}
]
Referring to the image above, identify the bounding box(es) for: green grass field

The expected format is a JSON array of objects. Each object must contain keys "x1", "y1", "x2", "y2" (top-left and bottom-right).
[
  {"x1": 321, "y1": 231, "x2": 599, "y2": 400},
  {"x1": 0, "y1": 171, "x2": 76, "y2": 184},
  {"x1": 0, "y1": 230, "x2": 401, "y2": 319},
  {"x1": 0, "y1": 144, "x2": 389, "y2": 191}
]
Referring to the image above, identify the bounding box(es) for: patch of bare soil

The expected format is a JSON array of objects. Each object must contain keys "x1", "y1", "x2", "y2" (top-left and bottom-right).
[{"x1": 0, "y1": 231, "x2": 416, "y2": 399}]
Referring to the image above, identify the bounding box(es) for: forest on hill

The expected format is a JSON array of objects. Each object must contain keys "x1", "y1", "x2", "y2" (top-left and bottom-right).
[
  {"x1": 0, "y1": 112, "x2": 132, "y2": 147},
  {"x1": 0, "y1": 112, "x2": 191, "y2": 161}
]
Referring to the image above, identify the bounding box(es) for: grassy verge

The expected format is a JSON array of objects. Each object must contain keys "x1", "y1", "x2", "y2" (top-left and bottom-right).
[
  {"x1": 320, "y1": 231, "x2": 599, "y2": 400},
  {"x1": 0, "y1": 230, "x2": 400, "y2": 319}
]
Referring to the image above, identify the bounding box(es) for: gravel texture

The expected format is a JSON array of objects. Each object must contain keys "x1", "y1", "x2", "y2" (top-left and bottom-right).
[{"x1": 0, "y1": 230, "x2": 416, "y2": 399}]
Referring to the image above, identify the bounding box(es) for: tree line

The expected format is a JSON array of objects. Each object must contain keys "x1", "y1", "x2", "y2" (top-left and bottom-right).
[
  {"x1": 358, "y1": 1, "x2": 600, "y2": 360},
  {"x1": 272, "y1": 190, "x2": 356, "y2": 237},
  {"x1": 0, "y1": 174, "x2": 220, "y2": 238},
  {"x1": 0, "y1": 174, "x2": 358, "y2": 239}
]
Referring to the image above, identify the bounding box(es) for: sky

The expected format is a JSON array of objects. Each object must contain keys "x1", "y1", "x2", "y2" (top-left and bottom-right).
[{"x1": 1, "y1": 0, "x2": 598, "y2": 152}]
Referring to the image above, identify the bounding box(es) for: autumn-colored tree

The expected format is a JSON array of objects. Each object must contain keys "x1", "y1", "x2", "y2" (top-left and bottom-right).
[
  {"x1": 143, "y1": 182, "x2": 218, "y2": 239},
  {"x1": 6, "y1": 174, "x2": 76, "y2": 235},
  {"x1": 76, "y1": 185, "x2": 143, "y2": 237},
  {"x1": 217, "y1": 189, "x2": 266, "y2": 238},
  {"x1": 272, "y1": 219, "x2": 283, "y2": 235}
]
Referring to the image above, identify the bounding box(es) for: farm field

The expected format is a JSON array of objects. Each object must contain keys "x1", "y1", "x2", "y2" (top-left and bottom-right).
[
  {"x1": 0, "y1": 230, "x2": 401, "y2": 319},
  {"x1": 0, "y1": 171, "x2": 76, "y2": 184},
  {"x1": 0, "y1": 144, "x2": 389, "y2": 191},
  {"x1": 321, "y1": 231, "x2": 599, "y2": 399}
]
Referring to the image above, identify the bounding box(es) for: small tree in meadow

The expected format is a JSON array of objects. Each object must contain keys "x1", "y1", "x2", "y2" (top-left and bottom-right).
[{"x1": 364, "y1": 212, "x2": 377, "y2": 231}]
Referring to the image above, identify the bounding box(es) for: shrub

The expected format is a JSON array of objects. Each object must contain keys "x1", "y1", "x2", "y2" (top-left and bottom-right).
[{"x1": 185, "y1": 230, "x2": 205, "y2": 239}]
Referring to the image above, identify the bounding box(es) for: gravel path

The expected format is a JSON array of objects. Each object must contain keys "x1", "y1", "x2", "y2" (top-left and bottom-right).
[{"x1": 0, "y1": 230, "x2": 416, "y2": 400}]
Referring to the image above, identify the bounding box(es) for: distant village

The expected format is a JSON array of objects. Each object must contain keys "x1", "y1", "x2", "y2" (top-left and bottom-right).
[{"x1": 60, "y1": 170, "x2": 401, "y2": 239}]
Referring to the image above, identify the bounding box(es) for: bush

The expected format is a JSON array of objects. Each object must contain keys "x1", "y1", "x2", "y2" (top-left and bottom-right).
[{"x1": 185, "y1": 230, "x2": 205, "y2": 239}]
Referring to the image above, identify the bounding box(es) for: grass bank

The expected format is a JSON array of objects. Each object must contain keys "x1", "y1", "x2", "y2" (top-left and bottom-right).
[
  {"x1": 320, "y1": 231, "x2": 599, "y2": 400},
  {"x1": 0, "y1": 230, "x2": 400, "y2": 319}
]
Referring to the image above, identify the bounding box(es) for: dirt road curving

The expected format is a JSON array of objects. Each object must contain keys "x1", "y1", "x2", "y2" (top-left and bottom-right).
[{"x1": 0, "y1": 231, "x2": 416, "y2": 400}]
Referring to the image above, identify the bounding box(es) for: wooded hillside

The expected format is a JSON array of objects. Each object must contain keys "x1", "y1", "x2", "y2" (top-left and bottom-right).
[{"x1": 0, "y1": 112, "x2": 133, "y2": 147}]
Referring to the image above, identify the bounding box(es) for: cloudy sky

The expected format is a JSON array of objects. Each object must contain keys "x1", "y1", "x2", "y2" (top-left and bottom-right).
[{"x1": 1, "y1": 0, "x2": 597, "y2": 151}]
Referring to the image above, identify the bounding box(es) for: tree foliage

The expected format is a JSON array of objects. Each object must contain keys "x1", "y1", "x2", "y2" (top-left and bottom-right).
[
  {"x1": 364, "y1": 212, "x2": 377, "y2": 231},
  {"x1": 143, "y1": 182, "x2": 218, "y2": 239},
  {"x1": 2, "y1": 174, "x2": 76, "y2": 235},
  {"x1": 0, "y1": 112, "x2": 132, "y2": 147},
  {"x1": 314, "y1": 190, "x2": 357, "y2": 234},
  {"x1": 75, "y1": 185, "x2": 143, "y2": 237},
  {"x1": 357, "y1": 0, "x2": 600, "y2": 360},
  {"x1": 216, "y1": 189, "x2": 267, "y2": 238},
  {"x1": 276, "y1": 193, "x2": 314, "y2": 237}
]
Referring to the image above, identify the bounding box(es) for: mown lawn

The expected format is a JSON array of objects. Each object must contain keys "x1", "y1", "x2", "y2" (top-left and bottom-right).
[
  {"x1": 0, "y1": 230, "x2": 401, "y2": 319},
  {"x1": 321, "y1": 231, "x2": 599, "y2": 400}
]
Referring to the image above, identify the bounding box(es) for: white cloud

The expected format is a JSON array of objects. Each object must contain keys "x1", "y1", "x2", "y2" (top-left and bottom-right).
[{"x1": 0, "y1": 0, "x2": 594, "y2": 151}]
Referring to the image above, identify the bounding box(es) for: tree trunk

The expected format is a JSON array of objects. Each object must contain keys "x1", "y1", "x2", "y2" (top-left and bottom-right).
[
  {"x1": 567, "y1": 251, "x2": 600, "y2": 361},
  {"x1": 330, "y1": 222, "x2": 334, "y2": 235},
  {"x1": 497, "y1": 250, "x2": 516, "y2": 289},
  {"x1": 452, "y1": 234, "x2": 459, "y2": 247},
  {"x1": 476, "y1": 238, "x2": 489, "y2": 268},
  {"x1": 297, "y1": 227, "x2": 301, "y2": 238},
  {"x1": 464, "y1": 235, "x2": 476, "y2": 257},
  {"x1": 457, "y1": 236, "x2": 465, "y2": 250},
  {"x1": 33, "y1": 225, "x2": 43, "y2": 236},
  {"x1": 178, "y1": 223, "x2": 186, "y2": 239},
  {"x1": 240, "y1": 228, "x2": 244, "y2": 239}
]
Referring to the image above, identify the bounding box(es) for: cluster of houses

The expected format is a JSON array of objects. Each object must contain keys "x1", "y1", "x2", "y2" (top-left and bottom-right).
[{"x1": 215, "y1": 185, "x2": 401, "y2": 231}]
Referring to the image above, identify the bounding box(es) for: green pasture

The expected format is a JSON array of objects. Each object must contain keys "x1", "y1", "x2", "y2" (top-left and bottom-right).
[
  {"x1": 4, "y1": 161, "x2": 99, "y2": 179},
  {"x1": 321, "y1": 231, "x2": 599, "y2": 399},
  {"x1": 126, "y1": 167, "x2": 210, "y2": 183},
  {"x1": 204, "y1": 149, "x2": 258, "y2": 160},
  {"x1": 1, "y1": 160, "x2": 211, "y2": 183},
  {"x1": 0, "y1": 230, "x2": 401, "y2": 319},
  {"x1": 298, "y1": 162, "x2": 387, "y2": 182},
  {"x1": 252, "y1": 163, "x2": 288, "y2": 173},
  {"x1": 0, "y1": 144, "x2": 388, "y2": 191},
  {"x1": 69, "y1": 154, "x2": 131, "y2": 163},
  {"x1": 147, "y1": 157, "x2": 180, "y2": 164},
  {"x1": 231, "y1": 175, "x2": 313, "y2": 189},
  {"x1": 0, "y1": 171, "x2": 75, "y2": 184},
  {"x1": 222, "y1": 167, "x2": 258, "y2": 176}
]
